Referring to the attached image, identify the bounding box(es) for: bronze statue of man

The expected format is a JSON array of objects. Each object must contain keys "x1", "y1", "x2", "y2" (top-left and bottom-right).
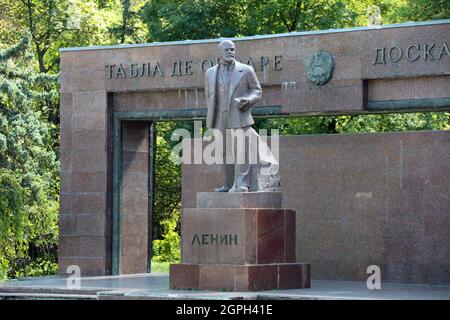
[{"x1": 204, "y1": 40, "x2": 262, "y2": 192}]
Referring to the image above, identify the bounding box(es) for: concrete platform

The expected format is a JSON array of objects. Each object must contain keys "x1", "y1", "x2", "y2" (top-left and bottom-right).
[{"x1": 0, "y1": 273, "x2": 449, "y2": 300}]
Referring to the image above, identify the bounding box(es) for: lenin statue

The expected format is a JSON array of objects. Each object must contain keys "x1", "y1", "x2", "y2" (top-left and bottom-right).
[{"x1": 204, "y1": 40, "x2": 281, "y2": 193}]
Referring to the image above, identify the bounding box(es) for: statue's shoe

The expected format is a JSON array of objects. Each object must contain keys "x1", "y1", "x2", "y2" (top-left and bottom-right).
[
  {"x1": 228, "y1": 186, "x2": 249, "y2": 193},
  {"x1": 215, "y1": 185, "x2": 230, "y2": 192}
]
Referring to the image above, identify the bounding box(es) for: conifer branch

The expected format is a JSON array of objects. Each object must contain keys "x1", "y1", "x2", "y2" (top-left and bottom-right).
[{"x1": 0, "y1": 35, "x2": 31, "y2": 62}]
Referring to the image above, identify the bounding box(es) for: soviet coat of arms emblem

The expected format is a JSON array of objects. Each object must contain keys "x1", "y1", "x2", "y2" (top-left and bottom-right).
[{"x1": 305, "y1": 50, "x2": 335, "y2": 85}]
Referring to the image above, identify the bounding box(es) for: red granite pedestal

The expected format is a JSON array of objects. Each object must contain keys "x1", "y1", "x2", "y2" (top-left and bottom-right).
[{"x1": 169, "y1": 192, "x2": 311, "y2": 291}]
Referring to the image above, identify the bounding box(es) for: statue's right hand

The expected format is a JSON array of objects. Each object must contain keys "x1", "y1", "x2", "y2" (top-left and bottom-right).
[{"x1": 235, "y1": 97, "x2": 249, "y2": 109}]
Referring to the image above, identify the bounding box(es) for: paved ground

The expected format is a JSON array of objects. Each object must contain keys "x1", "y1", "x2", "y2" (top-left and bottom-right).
[{"x1": 0, "y1": 273, "x2": 449, "y2": 300}]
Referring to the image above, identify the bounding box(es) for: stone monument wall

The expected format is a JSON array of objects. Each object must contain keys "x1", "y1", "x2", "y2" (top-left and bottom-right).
[
  {"x1": 182, "y1": 130, "x2": 450, "y2": 284},
  {"x1": 59, "y1": 20, "x2": 450, "y2": 277}
]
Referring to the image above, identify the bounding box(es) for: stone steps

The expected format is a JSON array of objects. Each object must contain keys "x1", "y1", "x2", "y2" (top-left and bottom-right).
[
  {"x1": 0, "y1": 286, "x2": 99, "y2": 300},
  {"x1": 0, "y1": 292, "x2": 97, "y2": 300}
]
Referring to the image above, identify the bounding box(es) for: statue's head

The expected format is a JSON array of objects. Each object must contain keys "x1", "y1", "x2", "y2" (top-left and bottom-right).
[{"x1": 218, "y1": 40, "x2": 235, "y2": 65}]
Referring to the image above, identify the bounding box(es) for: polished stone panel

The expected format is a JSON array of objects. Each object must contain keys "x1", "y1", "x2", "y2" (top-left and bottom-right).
[{"x1": 181, "y1": 208, "x2": 296, "y2": 265}]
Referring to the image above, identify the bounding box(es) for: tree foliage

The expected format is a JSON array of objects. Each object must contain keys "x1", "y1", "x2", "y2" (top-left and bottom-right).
[
  {"x1": 140, "y1": 0, "x2": 381, "y2": 42},
  {"x1": 153, "y1": 122, "x2": 182, "y2": 240},
  {"x1": 256, "y1": 112, "x2": 450, "y2": 136},
  {"x1": 1, "y1": 0, "x2": 70, "y2": 74},
  {"x1": 0, "y1": 36, "x2": 59, "y2": 279},
  {"x1": 108, "y1": 0, "x2": 147, "y2": 43},
  {"x1": 152, "y1": 217, "x2": 180, "y2": 263},
  {"x1": 386, "y1": 0, "x2": 450, "y2": 23}
]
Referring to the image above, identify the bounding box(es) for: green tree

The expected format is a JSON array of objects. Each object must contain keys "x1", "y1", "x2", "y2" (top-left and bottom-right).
[
  {"x1": 108, "y1": 0, "x2": 147, "y2": 43},
  {"x1": 335, "y1": 113, "x2": 450, "y2": 133},
  {"x1": 5, "y1": 0, "x2": 70, "y2": 74},
  {"x1": 257, "y1": 112, "x2": 450, "y2": 136},
  {"x1": 153, "y1": 122, "x2": 182, "y2": 240},
  {"x1": 140, "y1": 0, "x2": 376, "y2": 42},
  {"x1": 152, "y1": 216, "x2": 180, "y2": 263},
  {"x1": 0, "y1": 0, "x2": 127, "y2": 145},
  {"x1": 0, "y1": 0, "x2": 128, "y2": 73},
  {"x1": 0, "y1": 36, "x2": 59, "y2": 279},
  {"x1": 387, "y1": 0, "x2": 450, "y2": 23}
]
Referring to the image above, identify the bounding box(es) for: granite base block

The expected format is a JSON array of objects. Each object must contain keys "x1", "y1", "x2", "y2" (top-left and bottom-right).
[
  {"x1": 196, "y1": 192, "x2": 283, "y2": 209},
  {"x1": 169, "y1": 263, "x2": 311, "y2": 291},
  {"x1": 182, "y1": 208, "x2": 296, "y2": 265}
]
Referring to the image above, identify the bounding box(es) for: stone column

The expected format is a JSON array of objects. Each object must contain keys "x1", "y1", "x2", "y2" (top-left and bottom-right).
[
  {"x1": 119, "y1": 121, "x2": 152, "y2": 274},
  {"x1": 58, "y1": 91, "x2": 112, "y2": 276}
]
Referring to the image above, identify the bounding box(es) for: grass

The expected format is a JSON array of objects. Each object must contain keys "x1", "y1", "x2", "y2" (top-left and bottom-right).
[{"x1": 150, "y1": 261, "x2": 171, "y2": 273}]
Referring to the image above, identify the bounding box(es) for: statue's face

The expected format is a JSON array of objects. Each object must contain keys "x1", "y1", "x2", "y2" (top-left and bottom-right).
[{"x1": 218, "y1": 41, "x2": 235, "y2": 65}]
